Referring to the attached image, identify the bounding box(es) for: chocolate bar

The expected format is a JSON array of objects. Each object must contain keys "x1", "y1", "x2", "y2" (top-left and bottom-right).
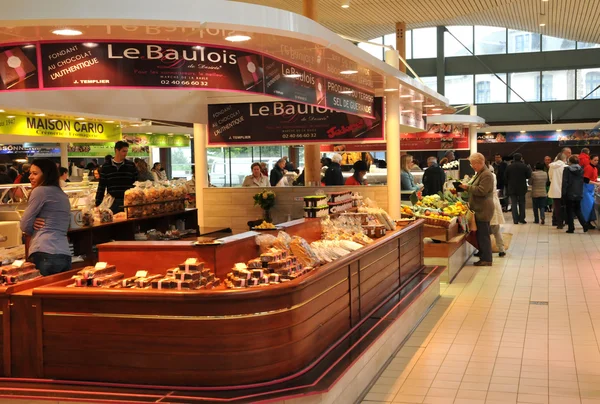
[
  {"x1": 260, "y1": 275, "x2": 269, "y2": 285},
  {"x1": 201, "y1": 268, "x2": 211, "y2": 278},
  {"x1": 135, "y1": 274, "x2": 162, "y2": 288},
  {"x1": 238, "y1": 269, "x2": 251, "y2": 280},
  {"x1": 178, "y1": 259, "x2": 204, "y2": 272},
  {"x1": 0, "y1": 47, "x2": 36, "y2": 89},
  {"x1": 247, "y1": 258, "x2": 262, "y2": 269},
  {"x1": 252, "y1": 269, "x2": 264, "y2": 278},
  {"x1": 248, "y1": 278, "x2": 259, "y2": 287},
  {"x1": 72, "y1": 275, "x2": 90, "y2": 287},
  {"x1": 170, "y1": 270, "x2": 201, "y2": 282},
  {"x1": 238, "y1": 55, "x2": 263, "y2": 90},
  {"x1": 233, "y1": 277, "x2": 246, "y2": 288},
  {"x1": 261, "y1": 253, "x2": 276, "y2": 263},
  {"x1": 78, "y1": 265, "x2": 116, "y2": 279},
  {"x1": 93, "y1": 272, "x2": 124, "y2": 287},
  {"x1": 268, "y1": 273, "x2": 280, "y2": 283},
  {"x1": 0, "y1": 262, "x2": 36, "y2": 275},
  {"x1": 151, "y1": 277, "x2": 177, "y2": 290},
  {"x1": 213, "y1": 278, "x2": 221, "y2": 287},
  {"x1": 176, "y1": 279, "x2": 200, "y2": 290},
  {"x1": 5, "y1": 269, "x2": 41, "y2": 284},
  {"x1": 121, "y1": 276, "x2": 139, "y2": 288}
]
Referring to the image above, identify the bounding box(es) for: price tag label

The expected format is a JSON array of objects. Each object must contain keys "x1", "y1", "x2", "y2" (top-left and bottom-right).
[
  {"x1": 12, "y1": 260, "x2": 25, "y2": 268},
  {"x1": 95, "y1": 262, "x2": 108, "y2": 269},
  {"x1": 135, "y1": 270, "x2": 149, "y2": 278},
  {"x1": 185, "y1": 258, "x2": 197, "y2": 265}
]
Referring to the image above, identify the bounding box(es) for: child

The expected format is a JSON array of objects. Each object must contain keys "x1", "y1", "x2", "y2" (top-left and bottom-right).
[{"x1": 530, "y1": 162, "x2": 549, "y2": 225}]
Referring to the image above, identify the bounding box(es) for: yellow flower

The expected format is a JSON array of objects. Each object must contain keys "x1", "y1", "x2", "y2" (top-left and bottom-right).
[{"x1": 262, "y1": 192, "x2": 268, "y2": 199}]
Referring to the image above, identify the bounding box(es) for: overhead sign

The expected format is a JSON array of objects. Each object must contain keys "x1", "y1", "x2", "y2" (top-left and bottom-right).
[
  {"x1": 0, "y1": 144, "x2": 60, "y2": 155},
  {"x1": 478, "y1": 129, "x2": 600, "y2": 145},
  {"x1": 0, "y1": 114, "x2": 121, "y2": 141},
  {"x1": 0, "y1": 41, "x2": 375, "y2": 119},
  {"x1": 122, "y1": 133, "x2": 190, "y2": 147},
  {"x1": 68, "y1": 143, "x2": 149, "y2": 158},
  {"x1": 207, "y1": 97, "x2": 383, "y2": 146}
]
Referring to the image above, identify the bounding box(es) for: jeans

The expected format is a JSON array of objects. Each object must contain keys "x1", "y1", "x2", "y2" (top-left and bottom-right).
[
  {"x1": 491, "y1": 224, "x2": 505, "y2": 253},
  {"x1": 510, "y1": 194, "x2": 526, "y2": 223},
  {"x1": 475, "y1": 220, "x2": 493, "y2": 262},
  {"x1": 29, "y1": 252, "x2": 72, "y2": 276},
  {"x1": 532, "y1": 196, "x2": 547, "y2": 223},
  {"x1": 110, "y1": 197, "x2": 125, "y2": 214},
  {"x1": 565, "y1": 199, "x2": 587, "y2": 232},
  {"x1": 553, "y1": 198, "x2": 564, "y2": 227}
]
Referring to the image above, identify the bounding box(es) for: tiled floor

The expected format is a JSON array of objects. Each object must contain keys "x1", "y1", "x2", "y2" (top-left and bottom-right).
[{"x1": 363, "y1": 212, "x2": 600, "y2": 404}]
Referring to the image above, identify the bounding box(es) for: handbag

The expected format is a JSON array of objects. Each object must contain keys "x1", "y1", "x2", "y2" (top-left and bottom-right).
[{"x1": 465, "y1": 209, "x2": 477, "y2": 232}]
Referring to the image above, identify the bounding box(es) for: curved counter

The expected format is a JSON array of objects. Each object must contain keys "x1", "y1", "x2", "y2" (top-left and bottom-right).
[{"x1": 24, "y1": 219, "x2": 425, "y2": 387}]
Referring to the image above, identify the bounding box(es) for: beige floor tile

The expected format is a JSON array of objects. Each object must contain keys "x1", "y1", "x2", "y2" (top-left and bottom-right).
[
  {"x1": 518, "y1": 393, "x2": 550, "y2": 403},
  {"x1": 392, "y1": 394, "x2": 426, "y2": 403}
]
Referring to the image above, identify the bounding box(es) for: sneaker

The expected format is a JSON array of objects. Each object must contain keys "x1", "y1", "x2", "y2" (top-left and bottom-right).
[
  {"x1": 499, "y1": 252, "x2": 506, "y2": 257},
  {"x1": 474, "y1": 261, "x2": 493, "y2": 267}
]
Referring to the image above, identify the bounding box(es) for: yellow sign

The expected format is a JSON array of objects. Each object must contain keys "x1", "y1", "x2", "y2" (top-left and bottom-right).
[{"x1": 0, "y1": 115, "x2": 121, "y2": 141}]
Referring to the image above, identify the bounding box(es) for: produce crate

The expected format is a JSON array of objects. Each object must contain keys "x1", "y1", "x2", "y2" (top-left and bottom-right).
[{"x1": 422, "y1": 217, "x2": 459, "y2": 242}]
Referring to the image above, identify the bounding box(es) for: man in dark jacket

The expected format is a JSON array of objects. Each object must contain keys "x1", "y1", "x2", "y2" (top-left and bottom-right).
[
  {"x1": 562, "y1": 155, "x2": 588, "y2": 233},
  {"x1": 323, "y1": 154, "x2": 344, "y2": 186},
  {"x1": 7, "y1": 162, "x2": 19, "y2": 183},
  {"x1": 422, "y1": 157, "x2": 446, "y2": 196},
  {"x1": 0, "y1": 165, "x2": 11, "y2": 184},
  {"x1": 505, "y1": 153, "x2": 532, "y2": 224},
  {"x1": 492, "y1": 154, "x2": 507, "y2": 190},
  {"x1": 269, "y1": 158, "x2": 286, "y2": 186},
  {"x1": 95, "y1": 141, "x2": 138, "y2": 213}
]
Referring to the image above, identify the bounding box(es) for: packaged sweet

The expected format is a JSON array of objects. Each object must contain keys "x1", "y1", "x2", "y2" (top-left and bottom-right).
[
  {"x1": 247, "y1": 258, "x2": 263, "y2": 269},
  {"x1": 272, "y1": 231, "x2": 292, "y2": 253},
  {"x1": 178, "y1": 258, "x2": 204, "y2": 272},
  {"x1": 78, "y1": 265, "x2": 116, "y2": 280},
  {"x1": 256, "y1": 234, "x2": 277, "y2": 254},
  {"x1": 135, "y1": 274, "x2": 163, "y2": 288},
  {"x1": 151, "y1": 277, "x2": 177, "y2": 289},
  {"x1": 5, "y1": 269, "x2": 41, "y2": 284},
  {"x1": 176, "y1": 279, "x2": 200, "y2": 290},
  {"x1": 93, "y1": 272, "x2": 125, "y2": 287},
  {"x1": 0, "y1": 262, "x2": 35, "y2": 275},
  {"x1": 289, "y1": 236, "x2": 319, "y2": 268}
]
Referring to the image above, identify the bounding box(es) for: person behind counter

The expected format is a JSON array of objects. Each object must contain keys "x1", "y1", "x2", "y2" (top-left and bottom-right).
[
  {"x1": 401, "y1": 154, "x2": 420, "y2": 191},
  {"x1": 0, "y1": 165, "x2": 11, "y2": 184},
  {"x1": 459, "y1": 153, "x2": 494, "y2": 266},
  {"x1": 323, "y1": 154, "x2": 344, "y2": 186},
  {"x1": 95, "y1": 141, "x2": 138, "y2": 214},
  {"x1": 136, "y1": 160, "x2": 154, "y2": 182},
  {"x1": 345, "y1": 160, "x2": 368, "y2": 186},
  {"x1": 270, "y1": 158, "x2": 287, "y2": 186},
  {"x1": 422, "y1": 157, "x2": 446, "y2": 196},
  {"x1": 19, "y1": 159, "x2": 71, "y2": 276},
  {"x1": 151, "y1": 163, "x2": 167, "y2": 182},
  {"x1": 59, "y1": 167, "x2": 70, "y2": 188},
  {"x1": 18, "y1": 163, "x2": 31, "y2": 184},
  {"x1": 243, "y1": 162, "x2": 270, "y2": 187},
  {"x1": 8, "y1": 162, "x2": 19, "y2": 183}
]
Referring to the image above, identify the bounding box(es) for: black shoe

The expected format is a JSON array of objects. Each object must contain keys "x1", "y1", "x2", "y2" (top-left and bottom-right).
[
  {"x1": 584, "y1": 226, "x2": 589, "y2": 233},
  {"x1": 499, "y1": 252, "x2": 506, "y2": 257},
  {"x1": 520, "y1": 221, "x2": 527, "y2": 224},
  {"x1": 474, "y1": 251, "x2": 480, "y2": 257},
  {"x1": 566, "y1": 229, "x2": 575, "y2": 234},
  {"x1": 474, "y1": 260, "x2": 493, "y2": 267},
  {"x1": 541, "y1": 220, "x2": 545, "y2": 225},
  {"x1": 514, "y1": 222, "x2": 519, "y2": 225},
  {"x1": 534, "y1": 221, "x2": 539, "y2": 224},
  {"x1": 557, "y1": 226, "x2": 564, "y2": 230}
]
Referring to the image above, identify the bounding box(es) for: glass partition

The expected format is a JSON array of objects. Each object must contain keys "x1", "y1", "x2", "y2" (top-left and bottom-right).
[
  {"x1": 541, "y1": 70, "x2": 575, "y2": 101},
  {"x1": 509, "y1": 72, "x2": 540, "y2": 102},
  {"x1": 475, "y1": 73, "x2": 507, "y2": 103},
  {"x1": 421, "y1": 76, "x2": 438, "y2": 93},
  {"x1": 577, "y1": 42, "x2": 600, "y2": 49},
  {"x1": 508, "y1": 29, "x2": 540, "y2": 53},
  {"x1": 542, "y1": 35, "x2": 576, "y2": 51},
  {"x1": 412, "y1": 28, "x2": 437, "y2": 59},
  {"x1": 445, "y1": 75, "x2": 474, "y2": 104},
  {"x1": 577, "y1": 68, "x2": 600, "y2": 99},
  {"x1": 171, "y1": 147, "x2": 193, "y2": 180},
  {"x1": 207, "y1": 147, "x2": 228, "y2": 187},
  {"x1": 475, "y1": 26, "x2": 507, "y2": 55},
  {"x1": 445, "y1": 26, "x2": 473, "y2": 57}
]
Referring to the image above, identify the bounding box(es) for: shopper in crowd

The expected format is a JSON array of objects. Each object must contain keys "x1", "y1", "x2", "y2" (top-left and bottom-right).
[
  {"x1": 151, "y1": 162, "x2": 167, "y2": 182},
  {"x1": 492, "y1": 154, "x2": 507, "y2": 191},
  {"x1": 530, "y1": 162, "x2": 549, "y2": 225},
  {"x1": 410, "y1": 159, "x2": 423, "y2": 172},
  {"x1": 270, "y1": 158, "x2": 287, "y2": 186},
  {"x1": 136, "y1": 160, "x2": 154, "y2": 182},
  {"x1": 90, "y1": 168, "x2": 100, "y2": 182},
  {"x1": 582, "y1": 154, "x2": 599, "y2": 228},
  {"x1": 19, "y1": 158, "x2": 71, "y2": 276},
  {"x1": 345, "y1": 160, "x2": 368, "y2": 186},
  {"x1": 548, "y1": 152, "x2": 568, "y2": 228},
  {"x1": 505, "y1": 153, "x2": 531, "y2": 224},
  {"x1": 58, "y1": 167, "x2": 70, "y2": 188},
  {"x1": 103, "y1": 155, "x2": 112, "y2": 167},
  {"x1": 0, "y1": 165, "x2": 11, "y2": 184},
  {"x1": 18, "y1": 163, "x2": 31, "y2": 184},
  {"x1": 323, "y1": 154, "x2": 345, "y2": 186},
  {"x1": 444, "y1": 151, "x2": 455, "y2": 163},
  {"x1": 86, "y1": 158, "x2": 98, "y2": 173},
  {"x1": 242, "y1": 162, "x2": 270, "y2": 187},
  {"x1": 490, "y1": 172, "x2": 506, "y2": 258},
  {"x1": 422, "y1": 157, "x2": 446, "y2": 196},
  {"x1": 95, "y1": 141, "x2": 138, "y2": 214},
  {"x1": 579, "y1": 148, "x2": 591, "y2": 168},
  {"x1": 459, "y1": 153, "x2": 494, "y2": 266},
  {"x1": 260, "y1": 162, "x2": 269, "y2": 177},
  {"x1": 401, "y1": 154, "x2": 420, "y2": 191},
  {"x1": 8, "y1": 162, "x2": 19, "y2": 183},
  {"x1": 562, "y1": 155, "x2": 588, "y2": 233},
  {"x1": 562, "y1": 147, "x2": 572, "y2": 159},
  {"x1": 544, "y1": 156, "x2": 552, "y2": 172},
  {"x1": 282, "y1": 156, "x2": 295, "y2": 172}
]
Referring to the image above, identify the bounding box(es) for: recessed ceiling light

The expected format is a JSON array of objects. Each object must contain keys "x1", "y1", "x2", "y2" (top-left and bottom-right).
[
  {"x1": 75, "y1": 117, "x2": 85, "y2": 121},
  {"x1": 412, "y1": 99, "x2": 424, "y2": 103},
  {"x1": 424, "y1": 104, "x2": 435, "y2": 108},
  {"x1": 340, "y1": 90, "x2": 354, "y2": 94},
  {"x1": 52, "y1": 28, "x2": 83, "y2": 36},
  {"x1": 340, "y1": 70, "x2": 358, "y2": 75},
  {"x1": 50, "y1": 119, "x2": 58, "y2": 123},
  {"x1": 341, "y1": 0, "x2": 350, "y2": 8},
  {"x1": 400, "y1": 94, "x2": 412, "y2": 98},
  {"x1": 384, "y1": 88, "x2": 398, "y2": 92},
  {"x1": 82, "y1": 42, "x2": 98, "y2": 48},
  {"x1": 146, "y1": 132, "x2": 152, "y2": 135},
  {"x1": 225, "y1": 35, "x2": 251, "y2": 42},
  {"x1": 556, "y1": 129, "x2": 562, "y2": 132},
  {"x1": 485, "y1": 132, "x2": 491, "y2": 134},
  {"x1": 520, "y1": 130, "x2": 526, "y2": 133},
  {"x1": 432, "y1": 107, "x2": 443, "y2": 111},
  {"x1": 22, "y1": 44, "x2": 35, "y2": 49},
  {"x1": 6, "y1": 115, "x2": 15, "y2": 118},
  {"x1": 284, "y1": 74, "x2": 302, "y2": 78},
  {"x1": 35, "y1": 113, "x2": 45, "y2": 117},
  {"x1": 539, "y1": 14, "x2": 548, "y2": 27}
]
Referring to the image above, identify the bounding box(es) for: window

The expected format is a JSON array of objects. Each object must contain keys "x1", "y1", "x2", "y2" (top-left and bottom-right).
[
  {"x1": 577, "y1": 68, "x2": 600, "y2": 99},
  {"x1": 384, "y1": 32, "x2": 412, "y2": 60},
  {"x1": 542, "y1": 70, "x2": 575, "y2": 101},
  {"x1": 508, "y1": 72, "x2": 540, "y2": 102},
  {"x1": 474, "y1": 26, "x2": 507, "y2": 55},
  {"x1": 358, "y1": 36, "x2": 383, "y2": 61},
  {"x1": 475, "y1": 73, "x2": 507, "y2": 103},
  {"x1": 444, "y1": 75, "x2": 474, "y2": 104},
  {"x1": 171, "y1": 147, "x2": 193, "y2": 180},
  {"x1": 445, "y1": 26, "x2": 473, "y2": 57},
  {"x1": 420, "y1": 76, "x2": 438, "y2": 93},
  {"x1": 412, "y1": 27, "x2": 437, "y2": 59},
  {"x1": 508, "y1": 29, "x2": 540, "y2": 53},
  {"x1": 578, "y1": 41, "x2": 600, "y2": 49},
  {"x1": 207, "y1": 147, "x2": 228, "y2": 187},
  {"x1": 406, "y1": 30, "x2": 412, "y2": 60},
  {"x1": 542, "y1": 35, "x2": 576, "y2": 51}
]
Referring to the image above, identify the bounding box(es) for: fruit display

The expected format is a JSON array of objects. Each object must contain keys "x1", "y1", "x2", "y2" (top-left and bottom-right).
[
  {"x1": 401, "y1": 205, "x2": 414, "y2": 217},
  {"x1": 442, "y1": 201, "x2": 468, "y2": 217},
  {"x1": 253, "y1": 221, "x2": 277, "y2": 230}
]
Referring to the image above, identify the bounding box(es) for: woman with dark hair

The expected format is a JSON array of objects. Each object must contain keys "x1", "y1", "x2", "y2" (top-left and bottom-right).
[
  {"x1": 19, "y1": 158, "x2": 71, "y2": 276},
  {"x1": 136, "y1": 160, "x2": 155, "y2": 182},
  {"x1": 345, "y1": 160, "x2": 368, "y2": 186},
  {"x1": 242, "y1": 162, "x2": 269, "y2": 187}
]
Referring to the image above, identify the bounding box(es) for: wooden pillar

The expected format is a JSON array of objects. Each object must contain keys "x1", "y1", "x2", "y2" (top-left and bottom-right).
[
  {"x1": 396, "y1": 22, "x2": 407, "y2": 74},
  {"x1": 469, "y1": 106, "x2": 478, "y2": 155},
  {"x1": 302, "y1": 0, "x2": 322, "y2": 185},
  {"x1": 194, "y1": 123, "x2": 208, "y2": 228}
]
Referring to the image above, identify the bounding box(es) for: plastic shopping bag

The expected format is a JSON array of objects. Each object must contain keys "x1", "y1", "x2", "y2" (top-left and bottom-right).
[{"x1": 582, "y1": 183, "x2": 595, "y2": 222}]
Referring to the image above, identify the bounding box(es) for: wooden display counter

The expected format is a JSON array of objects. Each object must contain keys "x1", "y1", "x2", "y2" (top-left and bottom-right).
[
  {"x1": 424, "y1": 234, "x2": 474, "y2": 283},
  {"x1": 12, "y1": 219, "x2": 427, "y2": 388}
]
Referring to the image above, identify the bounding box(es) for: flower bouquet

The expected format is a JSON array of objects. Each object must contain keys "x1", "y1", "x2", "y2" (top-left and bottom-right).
[{"x1": 253, "y1": 190, "x2": 276, "y2": 222}]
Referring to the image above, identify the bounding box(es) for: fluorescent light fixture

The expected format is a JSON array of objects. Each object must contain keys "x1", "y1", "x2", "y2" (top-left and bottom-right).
[
  {"x1": 341, "y1": 0, "x2": 350, "y2": 8},
  {"x1": 75, "y1": 117, "x2": 85, "y2": 121},
  {"x1": 6, "y1": 115, "x2": 15, "y2": 118},
  {"x1": 35, "y1": 113, "x2": 45, "y2": 117},
  {"x1": 22, "y1": 44, "x2": 35, "y2": 49},
  {"x1": 412, "y1": 99, "x2": 424, "y2": 103},
  {"x1": 485, "y1": 132, "x2": 491, "y2": 134},
  {"x1": 52, "y1": 28, "x2": 83, "y2": 36},
  {"x1": 432, "y1": 107, "x2": 443, "y2": 111},
  {"x1": 82, "y1": 42, "x2": 98, "y2": 48},
  {"x1": 400, "y1": 94, "x2": 412, "y2": 98},
  {"x1": 520, "y1": 130, "x2": 526, "y2": 133},
  {"x1": 284, "y1": 74, "x2": 302, "y2": 78},
  {"x1": 105, "y1": 120, "x2": 114, "y2": 123},
  {"x1": 423, "y1": 104, "x2": 435, "y2": 108},
  {"x1": 556, "y1": 129, "x2": 562, "y2": 132},
  {"x1": 340, "y1": 70, "x2": 358, "y2": 75},
  {"x1": 225, "y1": 35, "x2": 251, "y2": 42},
  {"x1": 384, "y1": 88, "x2": 398, "y2": 92},
  {"x1": 340, "y1": 90, "x2": 354, "y2": 94}
]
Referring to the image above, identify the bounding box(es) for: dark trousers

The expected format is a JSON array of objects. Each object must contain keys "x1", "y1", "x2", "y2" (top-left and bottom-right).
[
  {"x1": 552, "y1": 198, "x2": 564, "y2": 227},
  {"x1": 29, "y1": 252, "x2": 72, "y2": 276},
  {"x1": 110, "y1": 197, "x2": 125, "y2": 214},
  {"x1": 510, "y1": 194, "x2": 526, "y2": 223},
  {"x1": 565, "y1": 199, "x2": 587, "y2": 232},
  {"x1": 532, "y1": 196, "x2": 547, "y2": 223},
  {"x1": 476, "y1": 220, "x2": 493, "y2": 262}
]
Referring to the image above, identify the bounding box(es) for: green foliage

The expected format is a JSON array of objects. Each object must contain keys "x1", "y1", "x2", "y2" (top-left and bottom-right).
[{"x1": 253, "y1": 189, "x2": 276, "y2": 210}]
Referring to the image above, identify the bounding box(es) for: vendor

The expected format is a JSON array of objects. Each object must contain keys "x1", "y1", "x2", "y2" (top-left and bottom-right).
[
  {"x1": 95, "y1": 141, "x2": 138, "y2": 214},
  {"x1": 270, "y1": 158, "x2": 287, "y2": 186},
  {"x1": 20, "y1": 158, "x2": 71, "y2": 276},
  {"x1": 401, "y1": 154, "x2": 420, "y2": 191},
  {"x1": 243, "y1": 162, "x2": 269, "y2": 187},
  {"x1": 345, "y1": 161, "x2": 368, "y2": 186}
]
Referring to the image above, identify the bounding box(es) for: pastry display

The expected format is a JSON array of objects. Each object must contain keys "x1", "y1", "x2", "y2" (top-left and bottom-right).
[
  {"x1": 124, "y1": 180, "x2": 187, "y2": 219},
  {"x1": 304, "y1": 195, "x2": 327, "y2": 208}
]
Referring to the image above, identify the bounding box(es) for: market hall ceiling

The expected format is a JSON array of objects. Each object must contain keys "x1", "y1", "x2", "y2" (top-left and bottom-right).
[{"x1": 233, "y1": 0, "x2": 600, "y2": 43}]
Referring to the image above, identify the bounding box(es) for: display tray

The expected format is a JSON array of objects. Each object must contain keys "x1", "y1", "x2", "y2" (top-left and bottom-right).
[{"x1": 20, "y1": 219, "x2": 426, "y2": 387}]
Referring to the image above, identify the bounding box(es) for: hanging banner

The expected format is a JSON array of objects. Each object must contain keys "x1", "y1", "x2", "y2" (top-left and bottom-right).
[
  {"x1": 478, "y1": 129, "x2": 600, "y2": 145},
  {"x1": 0, "y1": 41, "x2": 376, "y2": 118},
  {"x1": 0, "y1": 144, "x2": 60, "y2": 155},
  {"x1": 122, "y1": 133, "x2": 190, "y2": 147},
  {"x1": 68, "y1": 143, "x2": 149, "y2": 158},
  {"x1": 0, "y1": 114, "x2": 121, "y2": 141},
  {"x1": 207, "y1": 97, "x2": 383, "y2": 146}
]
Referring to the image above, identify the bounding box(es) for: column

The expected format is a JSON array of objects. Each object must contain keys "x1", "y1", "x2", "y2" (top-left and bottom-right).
[
  {"x1": 395, "y1": 22, "x2": 406, "y2": 74},
  {"x1": 60, "y1": 143, "x2": 68, "y2": 169},
  {"x1": 386, "y1": 92, "x2": 401, "y2": 220},
  {"x1": 436, "y1": 26, "x2": 446, "y2": 95},
  {"x1": 470, "y1": 105, "x2": 478, "y2": 155},
  {"x1": 193, "y1": 123, "x2": 208, "y2": 228},
  {"x1": 302, "y1": 0, "x2": 321, "y2": 186}
]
